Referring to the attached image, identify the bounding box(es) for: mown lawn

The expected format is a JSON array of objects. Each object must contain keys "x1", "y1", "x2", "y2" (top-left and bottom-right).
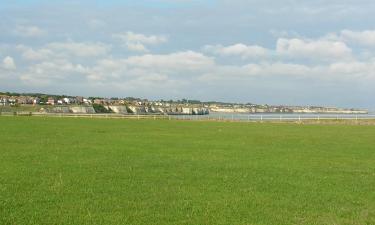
[{"x1": 0, "y1": 117, "x2": 374, "y2": 225}]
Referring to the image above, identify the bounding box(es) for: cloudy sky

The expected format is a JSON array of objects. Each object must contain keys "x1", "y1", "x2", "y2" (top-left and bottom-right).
[{"x1": 1, "y1": 0, "x2": 375, "y2": 109}]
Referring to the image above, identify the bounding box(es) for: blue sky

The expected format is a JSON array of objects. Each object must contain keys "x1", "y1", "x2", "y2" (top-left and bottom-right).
[{"x1": 1, "y1": 0, "x2": 375, "y2": 109}]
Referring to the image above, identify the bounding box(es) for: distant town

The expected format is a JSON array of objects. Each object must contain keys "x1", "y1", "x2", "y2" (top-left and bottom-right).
[{"x1": 0, "y1": 91, "x2": 368, "y2": 115}]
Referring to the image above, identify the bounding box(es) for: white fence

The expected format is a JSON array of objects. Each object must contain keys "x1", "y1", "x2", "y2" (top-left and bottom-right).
[
  {"x1": 173, "y1": 114, "x2": 375, "y2": 122},
  {"x1": 1, "y1": 111, "x2": 375, "y2": 122}
]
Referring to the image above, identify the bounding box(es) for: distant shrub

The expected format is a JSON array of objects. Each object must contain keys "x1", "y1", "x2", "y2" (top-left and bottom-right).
[{"x1": 93, "y1": 104, "x2": 112, "y2": 113}]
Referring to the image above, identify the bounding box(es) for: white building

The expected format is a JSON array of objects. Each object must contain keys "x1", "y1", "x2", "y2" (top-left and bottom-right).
[{"x1": 63, "y1": 98, "x2": 70, "y2": 104}]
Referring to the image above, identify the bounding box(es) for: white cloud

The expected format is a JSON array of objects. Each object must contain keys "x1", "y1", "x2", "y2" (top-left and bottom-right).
[
  {"x1": 17, "y1": 42, "x2": 111, "y2": 61},
  {"x1": 2, "y1": 56, "x2": 16, "y2": 70},
  {"x1": 276, "y1": 38, "x2": 352, "y2": 60},
  {"x1": 13, "y1": 25, "x2": 47, "y2": 38},
  {"x1": 340, "y1": 30, "x2": 375, "y2": 47},
  {"x1": 121, "y1": 31, "x2": 168, "y2": 45},
  {"x1": 113, "y1": 31, "x2": 168, "y2": 52},
  {"x1": 328, "y1": 61, "x2": 375, "y2": 79},
  {"x1": 203, "y1": 43, "x2": 268, "y2": 59},
  {"x1": 20, "y1": 59, "x2": 88, "y2": 86},
  {"x1": 126, "y1": 42, "x2": 148, "y2": 52},
  {"x1": 124, "y1": 51, "x2": 214, "y2": 71},
  {"x1": 88, "y1": 19, "x2": 107, "y2": 29},
  {"x1": 198, "y1": 62, "x2": 314, "y2": 82},
  {"x1": 16, "y1": 45, "x2": 54, "y2": 61},
  {"x1": 255, "y1": 62, "x2": 312, "y2": 76},
  {"x1": 87, "y1": 58, "x2": 128, "y2": 81},
  {"x1": 8, "y1": 28, "x2": 375, "y2": 106},
  {"x1": 198, "y1": 60, "x2": 375, "y2": 84},
  {"x1": 86, "y1": 51, "x2": 214, "y2": 82},
  {"x1": 46, "y1": 42, "x2": 111, "y2": 57}
]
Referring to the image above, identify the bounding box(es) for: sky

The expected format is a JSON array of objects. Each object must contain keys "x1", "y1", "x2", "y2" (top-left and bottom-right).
[{"x1": 1, "y1": 0, "x2": 375, "y2": 109}]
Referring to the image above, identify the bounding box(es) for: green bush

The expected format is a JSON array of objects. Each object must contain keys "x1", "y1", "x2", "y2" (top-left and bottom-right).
[{"x1": 92, "y1": 104, "x2": 112, "y2": 113}]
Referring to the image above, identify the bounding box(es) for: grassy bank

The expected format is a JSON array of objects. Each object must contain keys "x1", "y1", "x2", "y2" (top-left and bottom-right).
[
  {"x1": 0, "y1": 117, "x2": 374, "y2": 224},
  {"x1": 0, "y1": 105, "x2": 54, "y2": 112}
]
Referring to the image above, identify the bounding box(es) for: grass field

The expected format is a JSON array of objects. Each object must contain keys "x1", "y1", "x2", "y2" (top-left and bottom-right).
[{"x1": 0, "y1": 117, "x2": 374, "y2": 225}]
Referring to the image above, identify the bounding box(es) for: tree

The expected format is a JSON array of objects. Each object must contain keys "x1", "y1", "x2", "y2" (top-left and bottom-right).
[{"x1": 92, "y1": 104, "x2": 112, "y2": 113}]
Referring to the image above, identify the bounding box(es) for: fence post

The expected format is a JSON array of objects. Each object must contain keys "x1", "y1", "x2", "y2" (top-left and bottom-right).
[
  {"x1": 299, "y1": 116, "x2": 301, "y2": 122},
  {"x1": 280, "y1": 115, "x2": 282, "y2": 121}
]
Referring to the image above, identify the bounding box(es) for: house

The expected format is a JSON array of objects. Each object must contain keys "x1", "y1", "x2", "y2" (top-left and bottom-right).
[
  {"x1": 106, "y1": 99, "x2": 114, "y2": 105},
  {"x1": 83, "y1": 98, "x2": 92, "y2": 105},
  {"x1": 17, "y1": 96, "x2": 35, "y2": 104},
  {"x1": 68, "y1": 98, "x2": 77, "y2": 104},
  {"x1": 17, "y1": 96, "x2": 28, "y2": 105},
  {"x1": 47, "y1": 97, "x2": 56, "y2": 105},
  {"x1": 8, "y1": 98, "x2": 16, "y2": 105},
  {"x1": 63, "y1": 98, "x2": 70, "y2": 104},
  {"x1": 94, "y1": 99, "x2": 104, "y2": 105},
  {"x1": 0, "y1": 96, "x2": 8, "y2": 106},
  {"x1": 182, "y1": 107, "x2": 192, "y2": 114},
  {"x1": 76, "y1": 96, "x2": 84, "y2": 104},
  {"x1": 32, "y1": 97, "x2": 40, "y2": 105}
]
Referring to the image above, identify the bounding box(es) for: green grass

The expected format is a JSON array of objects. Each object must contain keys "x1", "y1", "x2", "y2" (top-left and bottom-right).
[{"x1": 0, "y1": 117, "x2": 374, "y2": 225}]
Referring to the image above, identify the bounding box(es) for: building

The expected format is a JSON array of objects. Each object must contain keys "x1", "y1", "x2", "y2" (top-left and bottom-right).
[
  {"x1": 17, "y1": 96, "x2": 28, "y2": 105},
  {"x1": 8, "y1": 98, "x2": 16, "y2": 105},
  {"x1": 93, "y1": 99, "x2": 104, "y2": 105},
  {"x1": 63, "y1": 98, "x2": 70, "y2": 104},
  {"x1": 182, "y1": 107, "x2": 192, "y2": 114},
  {"x1": 83, "y1": 98, "x2": 91, "y2": 105},
  {"x1": 0, "y1": 96, "x2": 8, "y2": 106},
  {"x1": 32, "y1": 97, "x2": 40, "y2": 105},
  {"x1": 76, "y1": 96, "x2": 84, "y2": 104},
  {"x1": 47, "y1": 97, "x2": 56, "y2": 105}
]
